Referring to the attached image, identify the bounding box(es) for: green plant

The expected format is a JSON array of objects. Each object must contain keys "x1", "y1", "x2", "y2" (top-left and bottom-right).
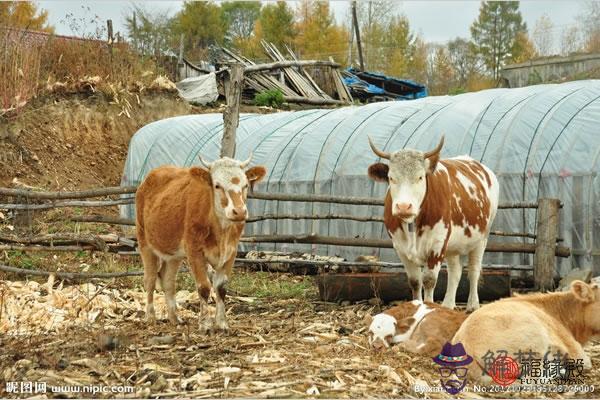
[{"x1": 254, "y1": 89, "x2": 284, "y2": 108}]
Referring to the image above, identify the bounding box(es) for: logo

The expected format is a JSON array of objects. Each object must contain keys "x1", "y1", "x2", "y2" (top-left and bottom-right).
[
  {"x1": 433, "y1": 342, "x2": 473, "y2": 395},
  {"x1": 488, "y1": 356, "x2": 520, "y2": 386}
]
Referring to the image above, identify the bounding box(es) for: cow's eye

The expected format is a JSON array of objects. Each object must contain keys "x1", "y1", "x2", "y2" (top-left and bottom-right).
[
  {"x1": 215, "y1": 184, "x2": 222, "y2": 190},
  {"x1": 418, "y1": 176, "x2": 424, "y2": 181}
]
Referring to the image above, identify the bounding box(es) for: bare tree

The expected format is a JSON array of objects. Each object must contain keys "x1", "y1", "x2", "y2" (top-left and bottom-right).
[
  {"x1": 533, "y1": 14, "x2": 554, "y2": 56},
  {"x1": 447, "y1": 37, "x2": 482, "y2": 88},
  {"x1": 578, "y1": 1, "x2": 600, "y2": 52},
  {"x1": 560, "y1": 26, "x2": 581, "y2": 55}
]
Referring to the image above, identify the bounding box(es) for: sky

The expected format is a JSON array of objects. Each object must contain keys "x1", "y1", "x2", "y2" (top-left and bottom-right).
[{"x1": 37, "y1": 0, "x2": 584, "y2": 47}]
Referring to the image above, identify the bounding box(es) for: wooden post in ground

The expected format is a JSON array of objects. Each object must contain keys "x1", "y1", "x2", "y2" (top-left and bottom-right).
[
  {"x1": 351, "y1": 0, "x2": 364, "y2": 71},
  {"x1": 534, "y1": 198, "x2": 561, "y2": 291},
  {"x1": 107, "y1": 19, "x2": 114, "y2": 54},
  {"x1": 221, "y1": 63, "x2": 244, "y2": 158},
  {"x1": 177, "y1": 33, "x2": 184, "y2": 81}
]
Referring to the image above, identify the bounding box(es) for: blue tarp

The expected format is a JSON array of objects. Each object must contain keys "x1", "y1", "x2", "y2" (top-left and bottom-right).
[{"x1": 344, "y1": 67, "x2": 427, "y2": 100}]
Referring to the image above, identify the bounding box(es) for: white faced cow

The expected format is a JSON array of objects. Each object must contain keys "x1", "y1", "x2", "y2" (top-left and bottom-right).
[
  {"x1": 136, "y1": 155, "x2": 267, "y2": 332},
  {"x1": 367, "y1": 137, "x2": 499, "y2": 311}
]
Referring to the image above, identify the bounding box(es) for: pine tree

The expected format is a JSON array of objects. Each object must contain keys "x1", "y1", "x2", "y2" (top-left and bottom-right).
[
  {"x1": 294, "y1": 1, "x2": 348, "y2": 63},
  {"x1": 383, "y1": 15, "x2": 414, "y2": 77},
  {"x1": 172, "y1": 1, "x2": 226, "y2": 58},
  {"x1": 258, "y1": 1, "x2": 295, "y2": 49},
  {"x1": 470, "y1": 1, "x2": 526, "y2": 79},
  {"x1": 510, "y1": 31, "x2": 536, "y2": 63}
]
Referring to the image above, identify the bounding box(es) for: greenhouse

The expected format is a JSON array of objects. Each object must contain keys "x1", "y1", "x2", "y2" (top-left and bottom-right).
[{"x1": 121, "y1": 80, "x2": 600, "y2": 275}]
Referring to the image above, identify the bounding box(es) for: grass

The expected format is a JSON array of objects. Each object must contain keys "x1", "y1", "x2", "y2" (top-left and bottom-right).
[
  {"x1": 229, "y1": 271, "x2": 316, "y2": 300},
  {"x1": 176, "y1": 269, "x2": 316, "y2": 300}
]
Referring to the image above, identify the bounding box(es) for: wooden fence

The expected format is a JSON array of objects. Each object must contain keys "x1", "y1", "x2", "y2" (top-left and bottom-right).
[{"x1": 0, "y1": 185, "x2": 568, "y2": 290}]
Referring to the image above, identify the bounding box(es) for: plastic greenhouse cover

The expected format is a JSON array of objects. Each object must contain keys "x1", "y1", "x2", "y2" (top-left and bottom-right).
[{"x1": 121, "y1": 80, "x2": 600, "y2": 275}]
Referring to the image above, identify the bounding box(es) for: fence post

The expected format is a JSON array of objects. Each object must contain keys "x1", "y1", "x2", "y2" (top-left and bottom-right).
[
  {"x1": 221, "y1": 63, "x2": 244, "y2": 158},
  {"x1": 534, "y1": 198, "x2": 560, "y2": 291}
]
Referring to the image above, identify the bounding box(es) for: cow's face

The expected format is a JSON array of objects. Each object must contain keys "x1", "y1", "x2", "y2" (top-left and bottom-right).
[
  {"x1": 366, "y1": 313, "x2": 397, "y2": 350},
  {"x1": 201, "y1": 156, "x2": 267, "y2": 222},
  {"x1": 572, "y1": 280, "x2": 600, "y2": 335},
  {"x1": 368, "y1": 137, "x2": 444, "y2": 223}
]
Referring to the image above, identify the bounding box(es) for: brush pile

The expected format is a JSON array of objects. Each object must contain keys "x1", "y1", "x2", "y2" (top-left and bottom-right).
[{"x1": 219, "y1": 41, "x2": 353, "y2": 106}]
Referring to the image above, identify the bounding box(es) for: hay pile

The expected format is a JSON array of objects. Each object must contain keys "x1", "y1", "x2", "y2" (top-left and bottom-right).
[{"x1": 0, "y1": 277, "x2": 598, "y2": 398}]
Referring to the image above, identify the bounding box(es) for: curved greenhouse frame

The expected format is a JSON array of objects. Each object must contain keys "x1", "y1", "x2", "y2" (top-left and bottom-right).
[{"x1": 122, "y1": 80, "x2": 600, "y2": 275}]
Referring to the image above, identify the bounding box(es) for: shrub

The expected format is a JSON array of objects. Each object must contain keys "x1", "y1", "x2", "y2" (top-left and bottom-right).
[{"x1": 254, "y1": 89, "x2": 284, "y2": 108}]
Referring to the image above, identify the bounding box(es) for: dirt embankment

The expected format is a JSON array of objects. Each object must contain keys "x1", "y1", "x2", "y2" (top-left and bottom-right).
[{"x1": 0, "y1": 92, "x2": 193, "y2": 190}]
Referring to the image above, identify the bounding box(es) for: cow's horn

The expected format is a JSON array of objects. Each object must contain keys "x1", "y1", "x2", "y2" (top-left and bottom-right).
[
  {"x1": 239, "y1": 152, "x2": 253, "y2": 168},
  {"x1": 368, "y1": 136, "x2": 390, "y2": 160},
  {"x1": 199, "y1": 156, "x2": 213, "y2": 169},
  {"x1": 424, "y1": 136, "x2": 445, "y2": 159}
]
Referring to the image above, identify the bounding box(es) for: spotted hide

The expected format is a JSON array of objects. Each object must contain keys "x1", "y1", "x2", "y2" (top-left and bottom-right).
[
  {"x1": 367, "y1": 300, "x2": 467, "y2": 356},
  {"x1": 368, "y1": 137, "x2": 499, "y2": 311}
]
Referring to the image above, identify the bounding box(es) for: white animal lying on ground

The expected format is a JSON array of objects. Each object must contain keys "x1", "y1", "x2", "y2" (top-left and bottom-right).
[{"x1": 366, "y1": 300, "x2": 467, "y2": 356}]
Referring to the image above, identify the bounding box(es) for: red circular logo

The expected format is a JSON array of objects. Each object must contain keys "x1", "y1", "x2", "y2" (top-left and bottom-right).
[{"x1": 488, "y1": 356, "x2": 520, "y2": 386}]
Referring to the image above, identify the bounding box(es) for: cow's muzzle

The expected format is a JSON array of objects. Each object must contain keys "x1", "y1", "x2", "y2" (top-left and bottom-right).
[{"x1": 228, "y1": 207, "x2": 247, "y2": 222}]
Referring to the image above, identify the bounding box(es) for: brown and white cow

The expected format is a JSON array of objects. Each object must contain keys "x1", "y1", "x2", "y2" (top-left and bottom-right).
[
  {"x1": 368, "y1": 137, "x2": 499, "y2": 311},
  {"x1": 366, "y1": 300, "x2": 467, "y2": 356},
  {"x1": 453, "y1": 280, "x2": 600, "y2": 382},
  {"x1": 135, "y1": 155, "x2": 266, "y2": 332}
]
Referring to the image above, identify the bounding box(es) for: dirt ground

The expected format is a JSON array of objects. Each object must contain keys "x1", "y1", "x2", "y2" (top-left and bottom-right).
[
  {"x1": 1, "y1": 273, "x2": 599, "y2": 399},
  {"x1": 0, "y1": 91, "x2": 279, "y2": 190}
]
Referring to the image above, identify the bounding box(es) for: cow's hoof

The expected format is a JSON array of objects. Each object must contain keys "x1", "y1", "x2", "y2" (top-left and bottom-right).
[
  {"x1": 441, "y1": 300, "x2": 456, "y2": 310},
  {"x1": 146, "y1": 313, "x2": 157, "y2": 324},
  {"x1": 215, "y1": 321, "x2": 230, "y2": 333},
  {"x1": 466, "y1": 304, "x2": 480, "y2": 313},
  {"x1": 198, "y1": 320, "x2": 215, "y2": 335}
]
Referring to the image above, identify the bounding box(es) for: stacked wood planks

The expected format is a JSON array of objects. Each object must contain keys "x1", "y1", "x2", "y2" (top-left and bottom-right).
[{"x1": 220, "y1": 42, "x2": 353, "y2": 106}]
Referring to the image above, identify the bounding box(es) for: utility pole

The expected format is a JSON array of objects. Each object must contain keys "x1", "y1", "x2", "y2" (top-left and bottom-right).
[{"x1": 351, "y1": 0, "x2": 364, "y2": 71}]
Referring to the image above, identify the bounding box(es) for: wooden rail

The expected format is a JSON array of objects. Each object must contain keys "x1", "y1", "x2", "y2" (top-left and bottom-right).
[
  {"x1": 0, "y1": 185, "x2": 543, "y2": 209},
  {"x1": 0, "y1": 186, "x2": 571, "y2": 279},
  {"x1": 240, "y1": 233, "x2": 571, "y2": 257}
]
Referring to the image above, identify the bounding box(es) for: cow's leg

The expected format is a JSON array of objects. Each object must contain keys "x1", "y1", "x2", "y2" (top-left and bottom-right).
[
  {"x1": 213, "y1": 255, "x2": 234, "y2": 332},
  {"x1": 187, "y1": 252, "x2": 213, "y2": 333},
  {"x1": 423, "y1": 263, "x2": 441, "y2": 303},
  {"x1": 442, "y1": 254, "x2": 462, "y2": 309},
  {"x1": 399, "y1": 254, "x2": 422, "y2": 301},
  {"x1": 162, "y1": 259, "x2": 182, "y2": 324},
  {"x1": 140, "y1": 245, "x2": 160, "y2": 323},
  {"x1": 466, "y1": 241, "x2": 485, "y2": 312}
]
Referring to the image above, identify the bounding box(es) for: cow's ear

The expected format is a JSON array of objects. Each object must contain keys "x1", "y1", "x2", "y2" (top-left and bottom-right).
[
  {"x1": 368, "y1": 163, "x2": 389, "y2": 182},
  {"x1": 190, "y1": 167, "x2": 212, "y2": 184},
  {"x1": 572, "y1": 280, "x2": 595, "y2": 303},
  {"x1": 245, "y1": 166, "x2": 267, "y2": 189}
]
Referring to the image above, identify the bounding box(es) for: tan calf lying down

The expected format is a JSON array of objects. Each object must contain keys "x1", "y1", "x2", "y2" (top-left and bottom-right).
[
  {"x1": 367, "y1": 300, "x2": 467, "y2": 356},
  {"x1": 453, "y1": 280, "x2": 600, "y2": 381}
]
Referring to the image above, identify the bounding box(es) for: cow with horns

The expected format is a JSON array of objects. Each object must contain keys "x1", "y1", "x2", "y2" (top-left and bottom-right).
[
  {"x1": 367, "y1": 137, "x2": 499, "y2": 311},
  {"x1": 136, "y1": 155, "x2": 267, "y2": 332}
]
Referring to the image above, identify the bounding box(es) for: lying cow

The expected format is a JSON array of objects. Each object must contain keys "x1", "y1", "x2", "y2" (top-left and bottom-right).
[
  {"x1": 368, "y1": 136, "x2": 499, "y2": 311},
  {"x1": 453, "y1": 280, "x2": 600, "y2": 382},
  {"x1": 367, "y1": 300, "x2": 467, "y2": 356},
  {"x1": 136, "y1": 155, "x2": 266, "y2": 332}
]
